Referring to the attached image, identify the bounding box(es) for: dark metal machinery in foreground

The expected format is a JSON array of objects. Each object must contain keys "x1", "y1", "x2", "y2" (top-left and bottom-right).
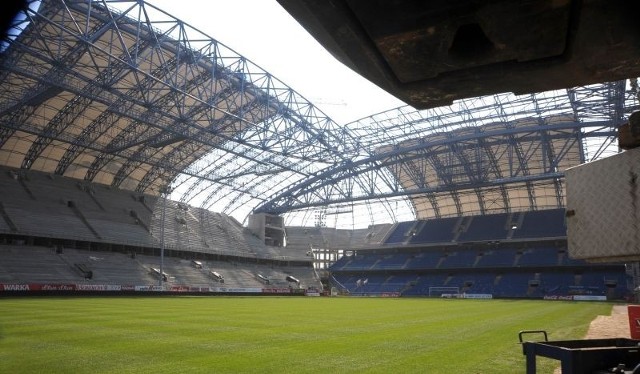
[
  {"x1": 277, "y1": 0, "x2": 640, "y2": 110},
  {"x1": 520, "y1": 331, "x2": 640, "y2": 373}
]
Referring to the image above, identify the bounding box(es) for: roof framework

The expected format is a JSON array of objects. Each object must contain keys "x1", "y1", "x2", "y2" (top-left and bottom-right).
[
  {"x1": 0, "y1": 0, "x2": 354, "y2": 217},
  {"x1": 257, "y1": 82, "x2": 638, "y2": 220},
  {"x1": 1, "y1": 1, "x2": 638, "y2": 227}
]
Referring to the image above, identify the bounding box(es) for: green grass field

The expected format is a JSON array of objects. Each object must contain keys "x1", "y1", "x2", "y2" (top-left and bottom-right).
[{"x1": 0, "y1": 297, "x2": 616, "y2": 373}]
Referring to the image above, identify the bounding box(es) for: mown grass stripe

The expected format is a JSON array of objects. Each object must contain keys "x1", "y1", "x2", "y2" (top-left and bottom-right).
[{"x1": 0, "y1": 297, "x2": 614, "y2": 373}]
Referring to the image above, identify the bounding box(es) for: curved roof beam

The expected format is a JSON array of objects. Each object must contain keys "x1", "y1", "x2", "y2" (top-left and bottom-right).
[{"x1": 256, "y1": 119, "x2": 624, "y2": 216}]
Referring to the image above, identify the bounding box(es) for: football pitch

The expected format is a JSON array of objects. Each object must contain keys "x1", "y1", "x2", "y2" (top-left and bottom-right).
[{"x1": 0, "y1": 296, "x2": 616, "y2": 373}]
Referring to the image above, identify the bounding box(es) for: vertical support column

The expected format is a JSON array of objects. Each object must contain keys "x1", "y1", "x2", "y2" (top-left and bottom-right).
[{"x1": 159, "y1": 184, "x2": 172, "y2": 287}]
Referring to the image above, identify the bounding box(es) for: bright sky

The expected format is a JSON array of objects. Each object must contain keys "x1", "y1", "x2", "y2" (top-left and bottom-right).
[{"x1": 145, "y1": 0, "x2": 405, "y2": 125}]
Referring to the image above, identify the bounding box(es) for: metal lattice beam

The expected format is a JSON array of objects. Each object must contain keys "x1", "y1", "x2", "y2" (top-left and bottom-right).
[
  {"x1": 257, "y1": 102, "x2": 631, "y2": 217},
  {"x1": 1, "y1": 0, "x2": 351, "y2": 207}
]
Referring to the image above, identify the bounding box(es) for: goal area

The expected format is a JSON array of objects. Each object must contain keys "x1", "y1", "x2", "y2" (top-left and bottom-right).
[{"x1": 428, "y1": 286, "x2": 460, "y2": 298}]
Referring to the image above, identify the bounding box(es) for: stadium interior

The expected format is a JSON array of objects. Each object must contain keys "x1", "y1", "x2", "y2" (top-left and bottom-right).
[{"x1": 0, "y1": 0, "x2": 639, "y2": 302}]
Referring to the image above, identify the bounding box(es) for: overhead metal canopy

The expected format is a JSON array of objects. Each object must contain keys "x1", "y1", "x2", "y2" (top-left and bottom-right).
[
  {"x1": 0, "y1": 0, "x2": 359, "y2": 220},
  {"x1": 256, "y1": 81, "x2": 638, "y2": 219}
]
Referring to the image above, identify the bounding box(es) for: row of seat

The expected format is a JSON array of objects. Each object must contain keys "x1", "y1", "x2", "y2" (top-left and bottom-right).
[
  {"x1": 333, "y1": 270, "x2": 629, "y2": 299},
  {"x1": 0, "y1": 166, "x2": 310, "y2": 261},
  {"x1": 332, "y1": 246, "x2": 588, "y2": 271},
  {"x1": 384, "y1": 209, "x2": 566, "y2": 245},
  {"x1": 0, "y1": 245, "x2": 321, "y2": 289}
]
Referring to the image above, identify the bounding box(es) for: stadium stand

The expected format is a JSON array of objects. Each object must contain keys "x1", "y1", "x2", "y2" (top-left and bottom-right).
[
  {"x1": 382, "y1": 210, "x2": 568, "y2": 248},
  {"x1": 374, "y1": 253, "x2": 412, "y2": 270},
  {"x1": 408, "y1": 217, "x2": 459, "y2": 244},
  {"x1": 457, "y1": 213, "x2": 510, "y2": 242},
  {"x1": 328, "y1": 210, "x2": 630, "y2": 299},
  {"x1": 406, "y1": 251, "x2": 445, "y2": 269},
  {"x1": 0, "y1": 169, "x2": 623, "y2": 299},
  {"x1": 0, "y1": 245, "x2": 81, "y2": 283},
  {"x1": 475, "y1": 249, "x2": 519, "y2": 268},
  {"x1": 0, "y1": 166, "x2": 316, "y2": 260},
  {"x1": 518, "y1": 247, "x2": 563, "y2": 267},
  {"x1": 0, "y1": 166, "x2": 321, "y2": 291},
  {"x1": 285, "y1": 226, "x2": 331, "y2": 251},
  {"x1": 439, "y1": 250, "x2": 479, "y2": 269},
  {"x1": 511, "y1": 209, "x2": 566, "y2": 239},
  {"x1": 0, "y1": 244, "x2": 320, "y2": 290},
  {"x1": 384, "y1": 222, "x2": 416, "y2": 244}
]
